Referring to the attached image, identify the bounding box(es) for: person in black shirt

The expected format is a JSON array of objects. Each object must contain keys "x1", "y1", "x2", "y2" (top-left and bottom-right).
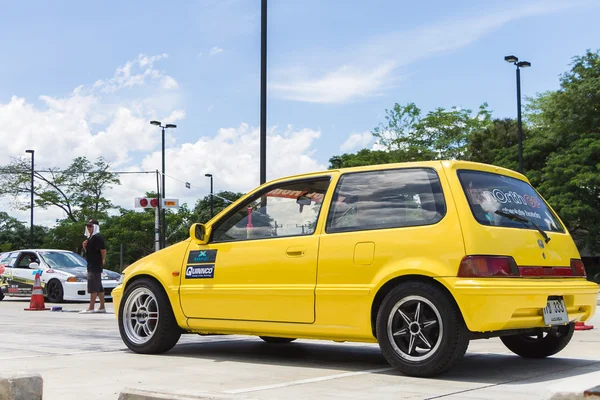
[{"x1": 80, "y1": 219, "x2": 107, "y2": 314}]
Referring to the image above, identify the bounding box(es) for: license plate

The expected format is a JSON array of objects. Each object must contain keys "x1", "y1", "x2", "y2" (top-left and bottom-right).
[{"x1": 543, "y1": 299, "x2": 568, "y2": 325}]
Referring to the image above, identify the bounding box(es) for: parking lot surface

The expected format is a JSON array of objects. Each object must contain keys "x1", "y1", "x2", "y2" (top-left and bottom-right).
[{"x1": 1, "y1": 297, "x2": 599, "y2": 400}]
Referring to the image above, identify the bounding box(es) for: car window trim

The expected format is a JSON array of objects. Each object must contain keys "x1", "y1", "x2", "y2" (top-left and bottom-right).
[
  {"x1": 325, "y1": 167, "x2": 447, "y2": 234},
  {"x1": 209, "y1": 175, "x2": 333, "y2": 244}
]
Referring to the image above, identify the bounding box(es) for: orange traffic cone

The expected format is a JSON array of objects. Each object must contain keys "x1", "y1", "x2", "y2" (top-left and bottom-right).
[
  {"x1": 575, "y1": 321, "x2": 594, "y2": 331},
  {"x1": 25, "y1": 272, "x2": 49, "y2": 311}
]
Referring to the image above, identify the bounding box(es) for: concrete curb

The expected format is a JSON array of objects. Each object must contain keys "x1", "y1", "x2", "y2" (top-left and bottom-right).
[
  {"x1": 118, "y1": 388, "x2": 260, "y2": 400},
  {"x1": 0, "y1": 373, "x2": 43, "y2": 400}
]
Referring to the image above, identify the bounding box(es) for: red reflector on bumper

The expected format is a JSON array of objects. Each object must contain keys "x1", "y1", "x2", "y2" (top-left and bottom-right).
[{"x1": 518, "y1": 266, "x2": 573, "y2": 277}]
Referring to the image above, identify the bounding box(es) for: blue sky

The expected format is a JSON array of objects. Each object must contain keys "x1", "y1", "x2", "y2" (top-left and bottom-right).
[{"x1": 1, "y1": 0, "x2": 599, "y2": 224}]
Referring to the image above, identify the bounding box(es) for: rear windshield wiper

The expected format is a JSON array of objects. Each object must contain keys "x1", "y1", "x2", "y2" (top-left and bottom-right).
[{"x1": 494, "y1": 210, "x2": 551, "y2": 243}]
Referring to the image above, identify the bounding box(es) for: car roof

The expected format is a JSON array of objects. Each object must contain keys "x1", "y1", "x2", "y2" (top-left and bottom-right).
[
  {"x1": 9, "y1": 249, "x2": 75, "y2": 254},
  {"x1": 262, "y1": 160, "x2": 527, "y2": 186}
]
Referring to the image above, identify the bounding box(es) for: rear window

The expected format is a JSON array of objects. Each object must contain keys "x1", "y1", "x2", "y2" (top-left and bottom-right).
[{"x1": 457, "y1": 170, "x2": 563, "y2": 233}]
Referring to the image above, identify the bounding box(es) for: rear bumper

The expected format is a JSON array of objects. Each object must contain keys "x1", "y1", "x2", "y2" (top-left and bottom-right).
[
  {"x1": 438, "y1": 277, "x2": 599, "y2": 332},
  {"x1": 61, "y1": 281, "x2": 119, "y2": 301}
]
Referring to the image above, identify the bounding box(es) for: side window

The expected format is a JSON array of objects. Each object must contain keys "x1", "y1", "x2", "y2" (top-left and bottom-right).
[
  {"x1": 326, "y1": 168, "x2": 446, "y2": 233},
  {"x1": 1, "y1": 253, "x2": 18, "y2": 268},
  {"x1": 212, "y1": 178, "x2": 331, "y2": 242},
  {"x1": 17, "y1": 253, "x2": 38, "y2": 268}
]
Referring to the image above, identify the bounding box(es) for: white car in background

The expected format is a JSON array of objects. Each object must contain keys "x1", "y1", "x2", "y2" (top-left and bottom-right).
[{"x1": 0, "y1": 249, "x2": 121, "y2": 303}]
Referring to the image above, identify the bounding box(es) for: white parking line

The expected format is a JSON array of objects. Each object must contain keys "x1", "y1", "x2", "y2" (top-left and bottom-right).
[{"x1": 222, "y1": 367, "x2": 394, "y2": 394}]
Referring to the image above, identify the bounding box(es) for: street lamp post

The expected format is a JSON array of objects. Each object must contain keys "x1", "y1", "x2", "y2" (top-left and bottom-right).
[
  {"x1": 205, "y1": 174, "x2": 214, "y2": 219},
  {"x1": 504, "y1": 55, "x2": 531, "y2": 174},
  {"x1": 150, "y1": 120, "x2": 177, "y2": 248},
  {"x1": 25, "y1": 150, "x2": 34, "y2": 248},
  {"x1": 260, "y1": 0, "x2": 267, "y2": 185}
]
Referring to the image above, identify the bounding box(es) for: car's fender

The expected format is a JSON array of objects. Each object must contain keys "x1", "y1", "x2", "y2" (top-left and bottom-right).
[
  {"x1": 120, "y1": 240, "x2": 191, "y2": 328},
  {"x1": 370, "y1": 256, "x2": 461, "y2": 295}
]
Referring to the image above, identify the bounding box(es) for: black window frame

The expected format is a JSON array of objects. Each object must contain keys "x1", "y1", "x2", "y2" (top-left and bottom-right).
[
  {"x1": 456, "y1": 169, "x2": 565, "y2": 233},
  {"x1": 210, "y1": 176, "x2": 333, "y2": 244},
  {"x1": 325, "y1": 167, "x2": 447, "y2": 234}
]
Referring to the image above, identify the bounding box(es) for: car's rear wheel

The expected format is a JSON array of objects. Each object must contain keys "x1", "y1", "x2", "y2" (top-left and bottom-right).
[
  {"x1": 500, "y1": 323, "x2": 574, "y2": 358},
  {"x1": 118, "y1": 278, "x2": 181, "y2": 354},
  {"x1": 376, "y1": 281, "x2": 469, "y2": 377},
  {"x1": 259, "y1": 336, "x2": 296, "y2": 344},
  {"x1": 46, "y1": 279, "x2": 64, "y2": 303}
]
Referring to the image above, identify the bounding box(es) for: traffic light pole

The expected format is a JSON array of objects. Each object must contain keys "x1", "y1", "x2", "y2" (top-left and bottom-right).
[
  {"x1": 156, "y1": 169, "x2": 163, "y2": 250},
  {"x1": 155, "y1": 205, "x2": 160, "y2": 252}
]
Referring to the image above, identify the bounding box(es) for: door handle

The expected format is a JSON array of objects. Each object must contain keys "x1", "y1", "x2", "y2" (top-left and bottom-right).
[{"x1": 286, "y1": 246, "x2": 306, "y2": 257}]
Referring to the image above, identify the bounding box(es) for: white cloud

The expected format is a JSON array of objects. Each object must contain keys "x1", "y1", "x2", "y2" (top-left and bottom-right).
[
  {"x1": 271, "y1": 63, "x2": 396, "y2": 104},
  {"x1": 92, "y1": 53, "x2": 173, "y2": 93},
  {"x1": 340, "y1": 131, "x2": 373, "y2": 152},
  {"x1": 0, "y1": 55, "x2": 324, "y2": 227},
  {"x1": 209, "y1": 47, "x2": 224, "y2": 56},
  {"x1": 103, "y1": 124, "x2": 325, "y2": 215},
  {"x1": 271, "y1": 1, "x2": 582, "y2": 104},
  {"x1": 161, "y1": 76, "x2": 179, "y2": 90}
]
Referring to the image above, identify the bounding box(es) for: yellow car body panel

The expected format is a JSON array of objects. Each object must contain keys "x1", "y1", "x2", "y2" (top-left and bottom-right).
[{"x1": 113, "y1": 160, "x2": 599, "y2": 343}]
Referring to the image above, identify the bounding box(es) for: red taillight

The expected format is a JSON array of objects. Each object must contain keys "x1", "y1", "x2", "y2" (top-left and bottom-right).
[
  {"x1": 458, "y1": 256, "x2": 519, "y2": 277},
  {"x1": 571, "y1": 259, "x2": 587, "y2": 277}
]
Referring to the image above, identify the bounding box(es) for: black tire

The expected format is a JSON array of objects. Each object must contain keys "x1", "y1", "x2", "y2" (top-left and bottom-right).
[
  {"x1": 500, "y1": 323, "x2": 575, "y2": 358},
  {"x1": 118, "y1": 278, "x2": 181, "y2": 354},
  {"x1": 376, "y1": 281, "x2": 469, "y2": 377},
  {"x1": 46, "y1": 279, "x2": 64, "y2": 303},
  {"x1": 259, "y1": 336, "x2": 297, "y2": 344},
  {"x1": 0, "y1": 291, "x2": 4, "y2": 301}
]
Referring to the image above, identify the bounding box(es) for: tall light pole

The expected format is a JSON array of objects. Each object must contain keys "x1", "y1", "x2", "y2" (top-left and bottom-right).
[
  {"x1": 505, "y1": 55, "x2": 531, "y2": 174},
  {"x1": 25, "y1": 150, "x2": 34, "y2": 248},
  {"x1": 260, "y1": 0, "x2": 267, "y2": 185},
  {"x1": 150, "y1": 120, "x2": 177, "y2": 248},
  {"x1": 205, "y1": 174, "x2": 214, "y2": 219}
]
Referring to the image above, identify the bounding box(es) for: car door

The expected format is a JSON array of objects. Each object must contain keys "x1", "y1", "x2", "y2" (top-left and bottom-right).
[
  {"x1": 9, "y1": 252, "x2": 40, "y2": 296},
  {"x1": 179, "y1": 176, "x2": 332, "y2": 323},
  {"x1": 0, "y1": 252, "x2": 19, "y2": 296}
]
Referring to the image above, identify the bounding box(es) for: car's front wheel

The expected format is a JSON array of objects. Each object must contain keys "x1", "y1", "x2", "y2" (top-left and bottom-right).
[
  {"x1": 259, "y1": 336, "x2": 296, "y2": 344},
  {"x1": 500, "y1": 323, "x2": 574, "y2": 358},
  {"x1": 376, "y1": 281, "x2": 469, "y2": 377},
  {"x1": 118, "y1": 278, "x2": 181, "y2": 354},
  {"x1": 46, "y1": 279, "x2": 64, "y2": 303}
]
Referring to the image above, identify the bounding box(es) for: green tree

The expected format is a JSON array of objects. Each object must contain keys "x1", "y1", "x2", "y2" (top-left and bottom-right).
[
  {"x1": 526, "y1": 49, "x2": 600, "y2": 252},
  {"x1": 0, "y1": 212, "x2": 47, "y2": 252},
  {"x1": 467, "y1": 118, "x2": 522, "y2": 168},
  {"x1": 192, "y1": 191, "x2": 244, "y2": 224},
  {"x1": 0, "y1": 156, "x2": 120, "y2": 223},
  {"x1": 330, "y1": 102, "x2": 492, "y2": 168}
]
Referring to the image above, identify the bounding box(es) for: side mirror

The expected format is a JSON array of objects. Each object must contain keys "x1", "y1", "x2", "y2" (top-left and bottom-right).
[
  {"x1": 28, "y1": 262, "x2": 39, "y2": 269},
  {"x1": 190, "y1": 223, "x2": 211, "y2": 244}
]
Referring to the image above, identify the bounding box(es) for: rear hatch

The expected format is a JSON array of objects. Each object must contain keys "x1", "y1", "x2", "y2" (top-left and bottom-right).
[{"x1": 444, "y1": 162, "x2": 583, "y2": 276}]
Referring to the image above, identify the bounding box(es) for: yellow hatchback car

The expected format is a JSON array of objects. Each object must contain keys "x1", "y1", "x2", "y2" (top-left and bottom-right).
[{"x1": 112, "y1": 160, "x2": 598, "y2": 377}]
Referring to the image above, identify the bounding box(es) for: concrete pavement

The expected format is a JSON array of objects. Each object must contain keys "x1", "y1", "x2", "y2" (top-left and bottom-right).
[{"x1": 0, "y1": 298, "x2": 599, "y2": 400}]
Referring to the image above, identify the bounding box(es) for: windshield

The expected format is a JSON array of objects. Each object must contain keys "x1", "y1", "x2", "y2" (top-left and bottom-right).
[
  {"x1": 39, "y1": 251, "x2": 87, "y2": 269},
  {"x1": 457, "y1": 170, "x2": 564, "y2": 233}
]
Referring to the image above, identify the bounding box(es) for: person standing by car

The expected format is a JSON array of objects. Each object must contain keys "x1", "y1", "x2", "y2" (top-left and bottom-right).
[{"x1": 80, "y1": 219, "x2": 107, "y2": 314}]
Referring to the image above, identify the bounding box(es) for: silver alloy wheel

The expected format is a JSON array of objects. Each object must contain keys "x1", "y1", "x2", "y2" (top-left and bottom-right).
[
  {"x1": 387, "y1": 295, "x2": 443, "y2": 362},
  {"x1": 123, "y1": 287, "x2": 159, "y2": 345}
]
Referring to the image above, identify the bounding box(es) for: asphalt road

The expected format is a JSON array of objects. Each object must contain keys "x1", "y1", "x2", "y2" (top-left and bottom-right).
[{"x1": 1, "y1": 297, "x2": 599, "y2": 400}]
